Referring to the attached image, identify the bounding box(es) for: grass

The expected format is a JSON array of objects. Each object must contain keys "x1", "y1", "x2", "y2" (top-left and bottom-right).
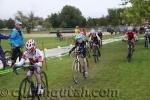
[
  {"x1": 1, "y1": 32, "x2": 124, "y2": 52},
  {"x1": 1, "y1": 37, "x2": 73, "y2": 51},
  {"x1": 0, "y1": 38, "x2": 150, "y2": 100}
]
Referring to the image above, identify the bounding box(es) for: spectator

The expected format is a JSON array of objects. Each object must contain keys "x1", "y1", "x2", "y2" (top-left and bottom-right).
[
  {"x1": 82, "y1": 28, "x2": 87, "y2": 37},
  {"x1": 0, "y1": 33, "x2": 10, "y2": 69},
  {"x1": 10, "y1": 20, "x2": 24, "y2": 67},
  {"x1": 74, "y1": 26, "x2": 80, "y2": 35}
]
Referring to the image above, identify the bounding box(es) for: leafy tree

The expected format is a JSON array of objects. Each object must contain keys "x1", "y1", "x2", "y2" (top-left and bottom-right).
[
  {"x1": 0, "y1": 20, "x2": 5, "y2": 29},
  {"x1": 5, "y1": 18, "x2": 15, "y2": 29},
  {"x1": 60, "y1": 5, "x2": 85, "y2": 27},
  {"x1": 47, "y1": 13, "x2": 60, "y2": 28}
]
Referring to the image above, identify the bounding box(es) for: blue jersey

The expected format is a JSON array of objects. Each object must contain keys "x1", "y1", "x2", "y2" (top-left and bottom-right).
[{"x1": 0, "y1": 33, "x2": 10, "y2": 46}]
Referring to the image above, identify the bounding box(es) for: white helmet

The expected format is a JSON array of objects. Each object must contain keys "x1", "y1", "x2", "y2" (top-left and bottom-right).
[
  {"x1": 26, "y1": 39, "x2": 36, "y2": 53},
  {"x1": 146, "y1": 28, "x2": 150, "y2": 32},
  {"x1": 127, "y1": 26, "x2": 133, "y2": 31},
  {"x1": 90, "y1": 29, "x2": 96, "y2": 33}
]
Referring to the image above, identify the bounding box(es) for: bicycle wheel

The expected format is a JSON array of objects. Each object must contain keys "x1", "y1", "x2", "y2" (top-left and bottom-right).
[
  {"x1": 86, "y1": 48, "x2": 91, "y2": 58},
  {"x1": 72, "y1": 60, "x2": 82, "y2": 84},
  {"x1": 127, "y1": 45, "x2": 132, "y2": 62},
  {"x1": 18, "y1": 77, "x2": 35, "y2": 100},
  {"x1": 4, "y1": 51, "x2": 12, "y2": 66},
  {"x1": 39, "y1": 71, "x2": 49, "y2": 100},
  {"x1": 93, "y1": 48, "x2": 99, "y2": 63}
]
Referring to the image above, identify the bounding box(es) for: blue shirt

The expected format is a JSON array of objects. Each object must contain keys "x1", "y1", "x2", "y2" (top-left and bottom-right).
[
  {"x1": 10, "y1": 28, "x2": 24, "y2": 47},
  {"x1": 0, "y1": 33, "x2": 10, "y2": 46}
]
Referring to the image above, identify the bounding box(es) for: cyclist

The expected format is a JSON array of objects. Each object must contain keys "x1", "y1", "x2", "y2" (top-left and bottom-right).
[
  {"x1": 69, "y1": 33, "x2": 88, "y2": 78},
  {"x1": 89, "y1": 29, "x2": 101, "y2": 56},
  {"x1": 97, "y1": 29, "x2": 103, "y2": 46},
  {"x1": 0, "y1": 33, "x2": 10, "y2": 69},
  {"x1": 125, "y1": 27, "x2": 136, "y2": 51},
  {"x1": 144, "y1": 28, "x2": 150, "y2": 44},
  {"x1": 74, "y1": 26, "x2": 80, "y2": 35},
  {"x1": 14, "y1": 39, "x2": 44, "y2": 94},
  {"x1": 82, "y1": 28, "x2": 87, "y2": 37}
]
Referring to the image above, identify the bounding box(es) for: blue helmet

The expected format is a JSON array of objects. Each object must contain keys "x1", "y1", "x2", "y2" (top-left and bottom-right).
[{"x1": 75, "y1": 33, "x2": 83, "y2": 40}]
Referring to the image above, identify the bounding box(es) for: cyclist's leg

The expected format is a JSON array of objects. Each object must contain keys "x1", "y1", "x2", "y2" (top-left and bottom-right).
[
  {"x1": 34, "y1": 67, "x2": 42, "y2": 94},
  {"x1": 95, "y1": 42, "x2": 100, "y2": 56},
  {"x1": 97, "y1": 42, "x2": 101, "y2": 56},
  {"x1": 131, "y1": 39, "x2": 135, "y2": 51},
  {"x1": 82, "y1": 52, "x2": 88, "y2": 77}
]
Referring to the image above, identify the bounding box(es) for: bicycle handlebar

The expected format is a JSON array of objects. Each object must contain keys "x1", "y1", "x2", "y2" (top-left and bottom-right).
[{"x1": 13, "y1": 65, "x2": 36, "y2": 75}]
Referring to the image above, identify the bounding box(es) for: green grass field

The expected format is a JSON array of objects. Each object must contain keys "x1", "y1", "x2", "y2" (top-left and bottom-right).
[
  {"x1": 1, "y1": 37, "x2": 74, "y2": 51},
  {"x1": 1, "y1": 33, "x2": 123, "y2": 51},
  {"x1": 0, "y1": 38, "x2": 150, "y2": 100}
]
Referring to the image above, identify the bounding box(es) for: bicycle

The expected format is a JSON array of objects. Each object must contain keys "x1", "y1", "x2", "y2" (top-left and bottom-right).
[
  {"x1": 13, "y1": 65, "x2": 49, "y2": 100},
  {"x1": 71, "y1": 51, "x2": 89, "y2": 84},
  {"x1": 4, "y1": 47, "x2": 23, "y2": 68},
  {"x1": 0, "y1": 50, "x2": 12, "y2": 69},
  {"x1": 144, "y1": 36, "x2": 149, "y2": 48},
  {"x1": 92, "y1": 43, "x2": 101, "y2": 63},
  {"x1": 127, "y1": 40, "x2": 134, "y2": 62}
]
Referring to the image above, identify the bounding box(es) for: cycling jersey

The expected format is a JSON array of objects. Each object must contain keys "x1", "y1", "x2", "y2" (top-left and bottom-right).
[
  {"x1": 0, "y1": 33, "x2": 10, "y2": 46},
  {"x1": 98, "y1": 32, "x2": 103, "y2": 39},
  {"x1": 145, "y1": 31, "x2": 150, "y2": 37},
  {"x1": 15, "y1": 49, "x2": 43, "y2": 67},
  {"x1": 74, "y1": 28, "x2": 80, "y2": 35},
  {"x1": 89, "y1": 33, "x2": 100, "y2": 45},
  {"x1": 125, "y1": 32, "x2": 136, "y2": 40},
  {"x1": 69, "y1": 41, "x2": 87, "y2": 58}
]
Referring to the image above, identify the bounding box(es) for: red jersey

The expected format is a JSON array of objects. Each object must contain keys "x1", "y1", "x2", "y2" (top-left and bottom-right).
[{"x1": 126, "y1": 32, "x2": 135, "y2": 40}]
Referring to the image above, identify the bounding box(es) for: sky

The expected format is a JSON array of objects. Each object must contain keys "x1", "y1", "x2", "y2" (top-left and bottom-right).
[{"x1": 0, "y1": 0, "x2": 122, "y2": 19}]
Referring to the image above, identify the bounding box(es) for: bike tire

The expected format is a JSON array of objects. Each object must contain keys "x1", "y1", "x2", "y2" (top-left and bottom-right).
[
  {"x1": 18, "y1": 77, "x2": 35, "y2": 100},
  {"x1": 93, "y1": 48, "x2": 99, "y2": 63},
  {"x1": 39, "y1": 71, "x2": 49, "y2": 100},
  {"x1": 72, "y1": 60, "x2": 82, "y2": 84},
  {"x1": 4, "y1": 51, "x2": 12, "y2": 67},
  {"x1": 127, "y1": 46, "x2": 132, "y2": 62}
]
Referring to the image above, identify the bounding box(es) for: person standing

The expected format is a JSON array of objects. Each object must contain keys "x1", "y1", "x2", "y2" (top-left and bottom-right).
[
  {"x1": 0, "y1": 33, "x2": 10, "y2": 69},
  {"x1": 10, "y1": 20, "x2": 24, "y2": 67},
  {"x1": 74, "y1": 26, "x2": 81, "y2": 35},
  {"x1": 82, "y1": 28, "x2": 87, "y2": 37}
]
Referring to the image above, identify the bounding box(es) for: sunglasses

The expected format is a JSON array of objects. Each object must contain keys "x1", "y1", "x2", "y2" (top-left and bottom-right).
[{"x1": 19, "y1": 24, "x2": 22, "y2": 26}]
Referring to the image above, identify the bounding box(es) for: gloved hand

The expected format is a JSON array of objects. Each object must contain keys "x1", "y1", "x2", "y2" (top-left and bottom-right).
[{"x1": 69, "y1": 51, "x2": 72, "y2": 56}]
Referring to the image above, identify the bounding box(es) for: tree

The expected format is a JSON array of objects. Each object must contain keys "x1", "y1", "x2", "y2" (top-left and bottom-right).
[
  {"x1": 60, "y1": 5, "x2": 85, "y2": 27},
  {"x1": 47, "y1": 13, "x2": 60, "y2": 28},
  {"x1": 121, "y1": 0, "x2": 150, "y2": 24},
  {"x1": 107, "y1": 8, "x2": 124, "y2": 26},
  {"x1": 0, "y1": 20, "x2": 5, "y2": 29},
  {"x1": 5, "y1": 18, "x2": 15, "y2": 29},
  {"x1": 43, "y1": 19, "x2": 52, "y2": 29}
]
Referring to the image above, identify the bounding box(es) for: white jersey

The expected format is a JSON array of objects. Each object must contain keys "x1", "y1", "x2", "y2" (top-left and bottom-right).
[{"x1": 22, "y1": 49, "x2": 44, "y2": 64}]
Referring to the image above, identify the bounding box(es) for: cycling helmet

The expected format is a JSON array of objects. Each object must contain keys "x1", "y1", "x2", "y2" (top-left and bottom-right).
[
  {"x1": 90, "y1": 29, "x2": 96, "y2": 33},
  {"x1": 146, "y1": 28, "x2": 149, "y2": 32},
  {"x1": 127, "y1": 26, "x2": 133, "y2": 31},
  {"x1": 75, "y1": 33, "x2": 83, "y2": 40},
  {"x1": 26, "y1": 39, "x2": 36, "y2": 53},
  {"x1": 76, "y1": 26, "x2": 79, "y2": 28}
]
